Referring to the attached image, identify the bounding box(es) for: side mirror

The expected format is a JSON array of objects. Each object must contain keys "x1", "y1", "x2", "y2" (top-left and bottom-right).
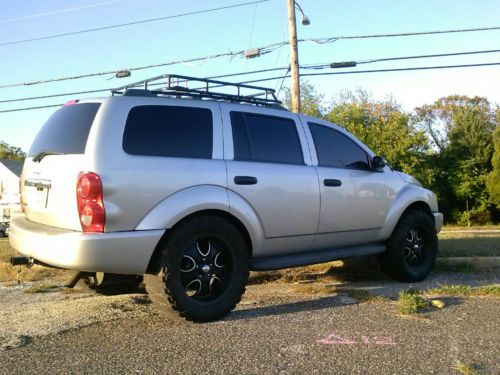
[{"x1": 371, "y1": 156, "x2": 386, "y2": 172}]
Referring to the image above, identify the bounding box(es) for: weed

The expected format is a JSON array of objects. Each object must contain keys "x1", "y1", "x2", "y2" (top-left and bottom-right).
[
  {"x1": 24, "y1": 284, "x2": 60, "y2": 294},
  {"x1": 397, "y1": 290, "x2": 430, "y2": 314},
  {"x1": 453, "y1": 362, "x2": 480, "y2": 375}
]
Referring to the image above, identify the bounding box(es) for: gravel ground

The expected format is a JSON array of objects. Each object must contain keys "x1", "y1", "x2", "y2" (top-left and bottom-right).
[
  {"x1": 0, "y1": 283, "x2": 152, "y2": 350},
  {"x1": 0, "y1": 272, "x2": 498, "y2": 374}
]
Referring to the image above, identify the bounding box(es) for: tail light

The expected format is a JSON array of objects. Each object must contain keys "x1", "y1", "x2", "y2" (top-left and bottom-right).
[{"x1": 76, "y1": 172, "x2": 105, "y2": 233}]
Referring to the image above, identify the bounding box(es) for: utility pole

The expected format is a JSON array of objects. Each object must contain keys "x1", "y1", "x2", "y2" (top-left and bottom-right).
[{"x1": 287, "y1": 0, "x2": 300, "y2": 113}]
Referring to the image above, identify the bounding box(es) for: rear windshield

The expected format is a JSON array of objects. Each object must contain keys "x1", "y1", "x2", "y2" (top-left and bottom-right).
[{"x1": 28, "y1": 103, "x2": 101, "y2": 157}]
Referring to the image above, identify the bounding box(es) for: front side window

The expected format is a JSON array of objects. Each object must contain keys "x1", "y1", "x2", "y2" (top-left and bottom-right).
[
  {"x1": 230, "y1": 112, "x2": 303, "y2": 165},
  {"x1": 123, "y1": 105, "x2": 213, "y2": 158},
  {"x1": 309, "y1": 123, "x2": 370, "y2": 170}
]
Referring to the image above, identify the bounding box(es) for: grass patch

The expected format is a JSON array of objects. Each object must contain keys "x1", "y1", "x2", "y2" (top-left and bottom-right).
[
  {"x1": 0, "y1": 239, "x2": 71, "y2": 283},
  {"x1": 0, "y1": 263, "x2": 72, "y2": 283},
  {"x1": 427, "y1": 284, "x2": 500, "y2": 297},
  {"x1": 435, "y1": 261, "x2": 475, "y2": 273},
  {"x1": 453, "y1": 362, "x2": 480, "y2": 375},
  {"x1": 292, "y1": 282, "x2": 338, "y2": 295},
  {"x1": 443, "y1": 225, "x2": 500, "y2": 231},
  {"x1": 24, "y1": 284, "x2": 60, "y2": 293},
  {"x1": 249, "y1": 262, "x2": 345, "y2": 285},
  {"x1": 61, "y1": 287, "x2": 84, "y2": 294},
  {"x1": 339, "y1": 288, "x2": 388, "y2": 303},
  {"x1": 0, "y1": 239, "x2": 15, "y2": 263},
  {"x1": 438, "y1": 232, "x2": 500, "y2": 257},
  {"x1": 397, "y1": 290, "x2": 430, "y2": 314}
]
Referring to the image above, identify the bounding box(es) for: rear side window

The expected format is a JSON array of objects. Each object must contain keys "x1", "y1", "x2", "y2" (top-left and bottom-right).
[
  {"x1": 309, "y1": 123, "x2": 370, "y2": 170},
  {"x1": 28, "y1": 103, "x2": 100, "y2": 157},
  {"x1": 230, "y1": 112, "x2": 303, "y2": 165},
  {"x1": 123, "y1": 105, "x2": 213, "y2": 159}
]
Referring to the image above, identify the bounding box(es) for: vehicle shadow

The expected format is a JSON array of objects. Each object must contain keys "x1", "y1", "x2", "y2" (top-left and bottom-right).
[{"x1": 225, "y1": 295, "x2": 344, "y2": 321}]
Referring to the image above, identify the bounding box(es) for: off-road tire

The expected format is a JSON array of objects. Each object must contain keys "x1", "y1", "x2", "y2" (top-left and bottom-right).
[
  {"x1": 80, "y1": 273, "x2": 143, "y2": 295},
  {"x1": 380, "y1": 209, "x2": 438, "y2": 282},
  {"x1": 144, "y1": 215, "x2": 249, "y2": 322}
]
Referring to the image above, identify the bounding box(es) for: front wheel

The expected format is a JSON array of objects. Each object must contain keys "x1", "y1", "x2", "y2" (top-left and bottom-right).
[
  {"x1": 145, "y1": 215, "x2": 249, "y2": 322},
  {"x1": 380, "y1": 209, "x2": 438, "y2": 282}
]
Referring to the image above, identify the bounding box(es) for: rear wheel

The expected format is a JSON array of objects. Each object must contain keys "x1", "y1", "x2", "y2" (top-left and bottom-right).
[
  {"x1": 145, "y1": 214, "x2": 249, "y2": 322},
  {"x1": 80, "y1": 273, "x2": 143, "y2": 295},
  {"x1": 380, "y1": 209, "x2": 437, "y2": 282}
]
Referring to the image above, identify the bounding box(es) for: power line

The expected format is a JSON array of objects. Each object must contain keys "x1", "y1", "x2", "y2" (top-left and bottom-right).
[
  {"x1": 2, "y1": 25, "x2": 499, "y2": 90},
  {"x1": 240, "y1": 62, "x2": 500, "y2": 84},
  {"x1": 0, "y1": 104, "x2": 63, "y2": 113},
  {"x1": 0, "y1": 0, "x2": 270, "y2": 47},
  {"x1": 302, "y1": 49, "x2": 500, "y2": 70},
  {"x1": 0, "y1": 41, "x2": 286, "y2": 89},
  {"x1": 304, "y1": 26, "x2": 500, "y2": 44},
  {"x1": 0, "y1": 67, "x2": 289, "y2": 104},
  {"x1": 2, "y1": 62, "x2": 499, "y2": 113},
  {"x1": 0, "y1": 88, "x2": 112, "y2": 104},
  {"x1": 0, "y1": 0, "x2": 127, "y2": 24}
]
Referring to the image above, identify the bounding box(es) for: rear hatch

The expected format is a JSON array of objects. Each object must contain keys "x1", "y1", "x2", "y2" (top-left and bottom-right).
[{"x1": 22, "y1": 101, "x2": 101, "y2": 231}]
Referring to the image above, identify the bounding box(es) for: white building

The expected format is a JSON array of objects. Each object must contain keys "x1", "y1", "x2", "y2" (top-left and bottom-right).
[{"x1": 0, "y1": 159, "x2": 23, "y2": 220}]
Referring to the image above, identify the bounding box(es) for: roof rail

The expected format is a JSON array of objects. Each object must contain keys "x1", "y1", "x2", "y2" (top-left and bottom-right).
[{"x1": 111, "y1": 74, "x2": 285, "y2": 108}]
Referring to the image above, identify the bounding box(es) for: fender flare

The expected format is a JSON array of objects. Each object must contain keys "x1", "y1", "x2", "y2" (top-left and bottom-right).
[
  {"x1": 136, "y1": 185, "x2": 230, "y2": 230},
  {"x1": 136, "y1": 186, "x2": 265, "y2": 253},
  {"x1": 378, "y1": 185, "x2": 437, "y2": 240}
]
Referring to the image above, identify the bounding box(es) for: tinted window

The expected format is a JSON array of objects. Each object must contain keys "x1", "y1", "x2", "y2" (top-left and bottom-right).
[
  {"x1": 231, "y1": 112, "x2": 303, "y2": 164},
  {"x1": 309, "y1": 123, "x2": 369, "y2": 169},
  {"x1": 123, "y1": 106, "x2": 213, "y2": 159},
  {"x1": 29, "y1": 103, "x2": 100, "y2": 156}
]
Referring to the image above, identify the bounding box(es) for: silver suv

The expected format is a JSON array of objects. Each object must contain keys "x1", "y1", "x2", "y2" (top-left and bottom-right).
[{"x1": 10, "y1": 75, "x2": 443, "y2": 322}]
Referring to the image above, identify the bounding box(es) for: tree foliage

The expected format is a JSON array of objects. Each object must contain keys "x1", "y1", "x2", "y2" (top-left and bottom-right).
[
  {"x1": 415, "y1": 96, "x2": 497, "y2": 225},
  {"x1": 0, "y1": 141, "x2": 26, "y2": 161},
  {"x1": 326, "y1": 90, "x2": 429, "y2": 176},
  {"x1": 487, "y1": 124, "x2": 500, "y2": 208},
  {"x1": 282, "y1": 84, "x2": 499, "y2": 224}
]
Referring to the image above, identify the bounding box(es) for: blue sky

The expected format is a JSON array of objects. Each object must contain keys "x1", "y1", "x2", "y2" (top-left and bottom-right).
[{"x1": 1, "y1": 0, "x2": 499, "y2": 151}]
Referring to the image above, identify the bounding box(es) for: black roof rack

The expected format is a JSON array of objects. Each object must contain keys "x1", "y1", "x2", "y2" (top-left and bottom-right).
[{"x1": 111, "y1": 74, "x2": 285, "y2": 109}]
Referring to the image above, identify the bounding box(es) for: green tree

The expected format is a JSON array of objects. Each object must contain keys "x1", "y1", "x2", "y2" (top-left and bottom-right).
[
  {"x1": 283, "y1": 82, "x2": 325, "y2": 117},
  {"x1": 415, "y1": 96, "x2": 497, "y2": 225},
  {"x1": 0, "y1": 141, "x2": 26, "y2": 161},
  {"x1": 486, "y1": 125, "x2": 500, "y2": 208},
  {"x1": 326, "y1": 90, "x2": 429, "y2": 177}
]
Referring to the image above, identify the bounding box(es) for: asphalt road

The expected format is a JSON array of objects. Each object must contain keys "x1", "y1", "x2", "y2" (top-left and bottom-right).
[{"x1": 1, "y1": 279, "x2": 499, "y2": 375}]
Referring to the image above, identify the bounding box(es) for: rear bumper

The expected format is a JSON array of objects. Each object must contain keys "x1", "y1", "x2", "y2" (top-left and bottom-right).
[
  {"x1": 433, "y1": 212, "x2": 444, "y2": 233},
  {"x1": 9, "y1": 215, "x2": 164, "y2": 275}
]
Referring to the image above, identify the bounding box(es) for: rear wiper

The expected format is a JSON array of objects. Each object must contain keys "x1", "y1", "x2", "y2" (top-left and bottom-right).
[{"x1": 32, "y1": 150, "x2": 65, "y2": 162}]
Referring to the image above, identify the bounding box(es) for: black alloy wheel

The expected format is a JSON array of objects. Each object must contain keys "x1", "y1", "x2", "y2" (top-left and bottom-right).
[
  {"x1": 403, "y1": 225, "x2": 428, "y2": 267},
  {"x1": 380, "y1": 209, "x2": 438, "y2": 282},
  {"x1": 180, "y1": 239, "x2": 230, "y2": 299}
]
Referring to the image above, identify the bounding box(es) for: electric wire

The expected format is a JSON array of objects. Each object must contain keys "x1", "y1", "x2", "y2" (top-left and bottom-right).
[
  {"x1": 0, "y1": 0, "x2": 127, "y2": 24},
  {"x1": 4, "y1": 48, "x2": 499, "y2": 103},
  {"x1": 303, "y1": 26, "x2": 500, "y2": 44},
  {"x1": 302, "y1": 49, "x2": 500, "y2": 70},
  {"x1": 1, "y1": 62, "x2": 499, "y2": 113},
  {"x1": 0, "y1": 0, "x2": 270, "y2": 47},
  {"x1": 239, "y1": 62, "x2": 500, "y2": 85},
  {"x1": 1, "y1": 26, "x2": 499, "y2": 89},
  {"x1": 0, "y1": 41, "x2": 287, "y2": 89}
]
